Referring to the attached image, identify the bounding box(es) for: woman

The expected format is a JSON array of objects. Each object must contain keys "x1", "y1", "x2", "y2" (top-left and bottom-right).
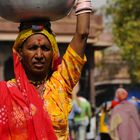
[
  {"x1": 109, "y1": 88, "x2": 140, "y2": 140},
  {"x1": 0, "y1": 0, "x2": 92, "y2": 139}
]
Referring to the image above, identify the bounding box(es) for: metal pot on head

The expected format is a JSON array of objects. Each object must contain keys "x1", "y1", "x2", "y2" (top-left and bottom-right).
[{"x1": 0, "y1": 0, "x2": 75, "y2": 22}]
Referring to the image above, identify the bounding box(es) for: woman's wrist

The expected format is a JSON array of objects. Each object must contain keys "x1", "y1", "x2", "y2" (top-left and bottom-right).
[{"x1": 75, "y1": 0, "x2": 92, "y2": 15}]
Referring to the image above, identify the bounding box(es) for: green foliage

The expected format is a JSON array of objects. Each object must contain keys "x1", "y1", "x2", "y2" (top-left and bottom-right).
[{"x1": 106, "y1": 0, "x2": 140, "y2": 82}]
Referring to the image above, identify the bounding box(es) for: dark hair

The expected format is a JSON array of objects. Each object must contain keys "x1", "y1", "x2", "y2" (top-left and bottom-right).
[{"x1": 18, "y1": 19, "x2": 53, "y2": 34}]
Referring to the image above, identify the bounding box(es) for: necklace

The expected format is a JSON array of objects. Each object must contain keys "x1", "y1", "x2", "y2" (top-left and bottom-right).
[
  {"x1": 29, "y1": 80, "x2": 46, "y2": 88},
  {"x1": 29, "y1": 75, "x2": 48, "y2": 87},
  {"x1": 30, "y1": 80, "x2": 46, "y2": 99},
  {"x1": 29, "y1": 79, "x2": 46, "y2": 98}
]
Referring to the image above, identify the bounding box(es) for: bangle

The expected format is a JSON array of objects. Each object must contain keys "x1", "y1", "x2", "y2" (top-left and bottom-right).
[{"x1": 75, "y1": 0, "x2": 92, "y2": 15}]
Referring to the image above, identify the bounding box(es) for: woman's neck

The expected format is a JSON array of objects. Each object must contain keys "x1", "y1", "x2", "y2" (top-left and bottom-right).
[
  {"x1": 29, "y1": 77, "x2": 46, "y2": 98},
  {"x1": 29, "y1": 79, "x2": 46, "y2": 86},
  {"x1": 28, "y1": 74, "x2": 48, "y2": 87}
]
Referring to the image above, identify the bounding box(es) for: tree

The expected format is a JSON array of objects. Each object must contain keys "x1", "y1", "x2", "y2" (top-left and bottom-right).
[{"x1": 106, "y1": 0, "x2": 140, "y2": 83}]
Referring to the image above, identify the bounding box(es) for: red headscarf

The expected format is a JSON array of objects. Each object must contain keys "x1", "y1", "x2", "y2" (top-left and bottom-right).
[{"x1": 0, "y1": 27, "x2": 58, "y2": 139}]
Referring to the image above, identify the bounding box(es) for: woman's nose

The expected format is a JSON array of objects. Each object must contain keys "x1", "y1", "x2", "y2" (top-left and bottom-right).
[{"x1": 35, "y1": 48, "x2": 43, "y2": 59}]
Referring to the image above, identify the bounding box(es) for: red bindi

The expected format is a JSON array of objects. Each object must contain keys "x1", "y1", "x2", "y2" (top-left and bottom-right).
[{"x1": 37, "y1": 38, "x2": 42, "y2": 45}]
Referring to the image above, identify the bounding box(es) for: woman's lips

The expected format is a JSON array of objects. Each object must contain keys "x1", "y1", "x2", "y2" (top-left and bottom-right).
[{"x1": 33, "y1": 62, "x2": 44, "y2": 68}]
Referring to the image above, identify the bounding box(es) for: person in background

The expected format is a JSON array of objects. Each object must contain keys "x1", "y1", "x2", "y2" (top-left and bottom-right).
[
  {"x1": 69, "y1": 82, "x2": 82, "y2": 140},
  {"x1": 109, "y1": 88, "x2": 140, "y2": 140},
  {"x1": 74, "y1": 96, "x2": 92, "y2": 140},
  {"x1": 86, "y1": 107, "x2": 96, "y2": 140},
  {"x1": 99, "y1": 102, "x2": 111, "y2": 140},
  {"x1": 0, "y1": 0, "x2": 93, "y2": 139},
  {"x1": 69, "y1": 100, "x2": 81, "y2": 140},
  {"x1": 70, "y1": 82, "x2": 92, "y2": 140}
]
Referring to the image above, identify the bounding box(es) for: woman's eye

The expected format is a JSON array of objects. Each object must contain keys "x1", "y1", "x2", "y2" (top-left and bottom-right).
[
  {"x1": 41, "y1": 45, "x2": 50, "y2": 51},
  {"x1": 29, "y1": 45, "x2": 38, "y2": 50}
]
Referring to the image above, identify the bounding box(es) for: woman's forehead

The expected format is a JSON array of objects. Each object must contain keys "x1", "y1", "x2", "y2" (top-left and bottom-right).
[
  {"x1": 24, "y1": 33, "x2": 51, "y2": 45},
  {"x1": 26, "y1": 33, "x2": 49, "y2": 41}
]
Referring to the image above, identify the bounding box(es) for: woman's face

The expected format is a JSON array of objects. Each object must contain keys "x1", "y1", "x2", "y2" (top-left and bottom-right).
[{"x1": 19, "y1": 34, "x2": 53, "y2": 77}]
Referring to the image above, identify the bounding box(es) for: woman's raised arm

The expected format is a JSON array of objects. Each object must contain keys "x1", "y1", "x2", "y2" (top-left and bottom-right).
[{"x1": 70, "y1": 0, "x2": 92, "y2": 58}]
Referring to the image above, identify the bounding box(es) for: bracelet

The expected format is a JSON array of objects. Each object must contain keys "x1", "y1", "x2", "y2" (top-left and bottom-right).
[{"x1": 75, "y1": 0, "x2": 92, "y2": 15}]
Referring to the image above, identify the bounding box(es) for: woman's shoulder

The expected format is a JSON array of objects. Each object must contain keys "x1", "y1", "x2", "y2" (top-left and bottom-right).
[{"x1": 6, "y1": 79, "x2": 17, "y2": 87}]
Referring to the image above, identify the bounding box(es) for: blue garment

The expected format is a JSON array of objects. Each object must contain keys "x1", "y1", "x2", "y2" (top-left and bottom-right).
[
  {"x1": 69, "y1": 101, "x2": 81, "y2": 120},
  {"x1": 68, "y1": 101, "x2": 81, "y2": 140}
]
